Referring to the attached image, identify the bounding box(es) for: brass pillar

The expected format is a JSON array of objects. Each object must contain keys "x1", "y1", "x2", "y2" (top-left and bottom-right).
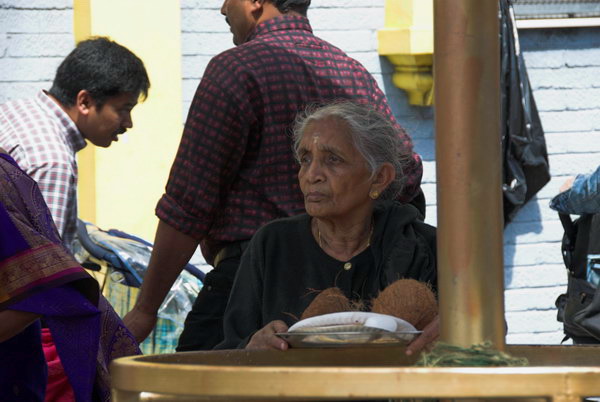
[{"x1": 434, "y1": 0, "x2": 505, "y2": 349}]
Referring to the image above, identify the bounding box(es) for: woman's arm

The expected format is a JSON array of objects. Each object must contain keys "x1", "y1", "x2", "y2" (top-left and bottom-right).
[
  {"x1": 219, "y1": 240, "x2": 267, "y2": 349},
  {"x1": 0, "y1": 310, "x2": 41, "y2": 343},
  {"x1": 551, "y1": 167, "x2": 600, "y2": 214},
  {"x1": 405, "y1": 314, "x2": 439, "y2": 356},
  {"x1": 246, "y1": 320, "x2": 289, "y2": 351}
]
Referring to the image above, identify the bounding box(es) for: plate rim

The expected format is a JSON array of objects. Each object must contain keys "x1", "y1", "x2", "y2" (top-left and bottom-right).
[{"x1": 274, "y1": 329, "x2": 421, "y2": 348}]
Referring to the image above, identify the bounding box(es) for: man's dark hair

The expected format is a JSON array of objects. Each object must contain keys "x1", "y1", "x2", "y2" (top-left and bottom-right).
[
  {"x1": 271, "y1": 0, "x2": 311, "y2": 16},
  {"x1": 49, "y1": 37, "x2": 150, "y2": 108}
]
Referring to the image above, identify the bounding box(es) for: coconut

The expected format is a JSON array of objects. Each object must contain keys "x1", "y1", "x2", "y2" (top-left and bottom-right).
[
  {"x1": 370, "y1": 279, "x2": 437, "y2": 330},
  {"x1": 300, "y1": 287, "x2": 352, "y2": 320}
]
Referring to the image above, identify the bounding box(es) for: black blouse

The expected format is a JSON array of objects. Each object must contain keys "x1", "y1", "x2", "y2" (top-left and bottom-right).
[{"x1": 217, "y1": 201, "x2": 437, "y2": 349}]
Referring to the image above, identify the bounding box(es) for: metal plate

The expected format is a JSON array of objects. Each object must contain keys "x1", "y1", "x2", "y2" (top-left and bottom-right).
[
  {"x1": 276, "y1": 327, "x2": 421, "y2": 348},
  {"x1": 288, "y1": 312, "x2": 417, "y2": 333}
]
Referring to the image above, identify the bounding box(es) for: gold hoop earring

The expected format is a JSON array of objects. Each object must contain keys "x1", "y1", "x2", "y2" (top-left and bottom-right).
[{"x1": 369, "y1": 190, "x2": 379, "y2": 200}]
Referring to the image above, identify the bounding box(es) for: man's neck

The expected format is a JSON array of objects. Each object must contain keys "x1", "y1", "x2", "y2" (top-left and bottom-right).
[
  {"x1": 256, "y1": 4, "x2": 302, "y2": 25},
  {"x1": 44, "y1": 91, "x2": 78, "y2": 125}
]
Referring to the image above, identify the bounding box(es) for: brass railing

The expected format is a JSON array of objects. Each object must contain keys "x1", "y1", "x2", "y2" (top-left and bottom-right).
[{"x1": 111, "y1": 346, "x2": 600, "y2": 401}]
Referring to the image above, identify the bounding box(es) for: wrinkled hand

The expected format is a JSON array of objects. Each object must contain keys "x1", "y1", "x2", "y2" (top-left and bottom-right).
[
  {"x1": 406, "y1": 314, "x2": 439, "y2": 356},
  {"x1": 123, "y1": 306, "x2": 158, "y2": 344},
  {"x1": 246, "y1": 320, "x2": 290, "y2": 351},
  {"x1": 560, "y1": 176, "x2": 576, "y2": 193}
]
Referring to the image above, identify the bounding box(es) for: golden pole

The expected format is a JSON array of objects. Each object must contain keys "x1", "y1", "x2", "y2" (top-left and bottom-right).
[{"x1": 434, "y1": 0, "x2": 505, "y2": 349}]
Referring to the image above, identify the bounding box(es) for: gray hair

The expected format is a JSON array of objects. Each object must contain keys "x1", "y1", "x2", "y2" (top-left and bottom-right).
[
  {"x1": 292, "y1": 101, "x2": 412, "y2": 201},
  {"x1": 272, "y1": 0, "x2": 311, "y2": 15}
]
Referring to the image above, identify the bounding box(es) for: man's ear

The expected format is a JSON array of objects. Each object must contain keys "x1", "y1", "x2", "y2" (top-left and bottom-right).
[
  {"x1": 251, "y1": 0, "x2": 266, "y2": 11},
  {"x1": 75, "y1": 90, "x2": 94, "y2": 116},
  {"x1": 371, "y1": 163, "x2": 396, "y2": 195},
  {"x1": 251, "y1": 0, "x2": 270, "y2": 18}
]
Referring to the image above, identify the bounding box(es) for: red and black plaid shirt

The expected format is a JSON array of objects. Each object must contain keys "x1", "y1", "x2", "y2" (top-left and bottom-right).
[{"x1": 157, "y1": 15, "x2": 423, "y2": 263}]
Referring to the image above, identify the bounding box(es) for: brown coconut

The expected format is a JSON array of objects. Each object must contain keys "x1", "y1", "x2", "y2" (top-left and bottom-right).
[
  {"x1": 300, "y1": 287, "x2": 352, "y2": 320},
  {"x1": 370, "y1": 279, "x2": 437, "y2": 330}
]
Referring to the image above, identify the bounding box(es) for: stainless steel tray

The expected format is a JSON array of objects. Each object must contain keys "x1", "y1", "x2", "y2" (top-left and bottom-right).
[{"x1": 276, "y1": 326, "x2": 421, "y2": 348}]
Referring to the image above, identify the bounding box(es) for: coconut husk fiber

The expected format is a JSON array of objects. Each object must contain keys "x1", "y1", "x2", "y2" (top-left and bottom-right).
[
  {"x1": 301, "y1": 287, "x2": 352, "y2": 320},
  {"x1": 371, "y1": 279, "x2": 437, "y2": 330}
]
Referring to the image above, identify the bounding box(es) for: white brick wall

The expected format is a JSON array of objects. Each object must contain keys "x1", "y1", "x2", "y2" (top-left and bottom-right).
[
  {"x1": 0, "y1": 2, "x2": 73, "y2": 104},
  {"x1": 1, "y1": 2, "x2": 597, "y2": 346},
  {"x1": 180, "y1": 0, "x2": 230, "y2": 122},
  {"x1": 504, "y1": 27, "x2": 600, "y2": 344}
]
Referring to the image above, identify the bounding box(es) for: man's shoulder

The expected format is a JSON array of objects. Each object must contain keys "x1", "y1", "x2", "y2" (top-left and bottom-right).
[
  {"x1": 0, "y1": 95, "x2": 56, "y2": 130},
  {"x1": 0, "y1": 107, "x2": 74, "y2": 169},
  {"x1": 210, "y1": 42, "x2": 258, "y2": 65},
  {"x1": 207, "y1": 36, "x2": 367, "y2": 84},
  {"x1": 4, "y1": 143, "x2": 73, "y2": 172},
  {"x1": 212, "y1": 27, "x2": 344, "y2": 59},
  {"x1": 0, "y1": 97, "x2": 53, "y2": 156},
  {"x1": 1, "y1": 95, "x2": 36, "y2": 107},
  {"x1": 201, "y1": 46, "x2": 255, "y2": 83},
  {"x1": 0, "y1": 117, "x2": 66, "y2": 147},
  {"x1": 0, "y1": 96, "x2": 40, "y2": 120},
  {"x1": 208, "y1": 37, "x2": 276, "y2": 67},
  {"x1": 203, "y1": 38, "x2": 300, "y2": 87}
]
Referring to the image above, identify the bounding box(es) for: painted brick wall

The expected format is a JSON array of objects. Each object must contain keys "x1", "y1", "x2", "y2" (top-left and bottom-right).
[
  {"x1": 0, "y1": 1, "x2": 73, "y2": 104},
  {"x1": 505, "y1": 27, "x2": 600, "y2": 344}
]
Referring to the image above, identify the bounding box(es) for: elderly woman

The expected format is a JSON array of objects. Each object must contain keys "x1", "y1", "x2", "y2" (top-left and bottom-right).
[{"x1": 218, "y1": 102, "x2": 438, "y2": 352}]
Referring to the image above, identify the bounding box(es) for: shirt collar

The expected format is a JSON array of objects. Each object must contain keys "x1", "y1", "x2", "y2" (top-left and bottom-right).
[
  {"x1": 245, "y1": 15, "x2": 312, "y2": 43},
  {"x1": 36, "y1": 90, "x2": 87, "y2": 153}
]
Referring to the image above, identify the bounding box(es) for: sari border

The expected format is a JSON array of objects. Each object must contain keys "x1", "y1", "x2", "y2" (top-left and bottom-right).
[
  {"x1": 0, "y1": 243, "x2": 88, "y2": 305},
  {"x1": 0, "y1": 270, "x2": 93, "y2": 311}
]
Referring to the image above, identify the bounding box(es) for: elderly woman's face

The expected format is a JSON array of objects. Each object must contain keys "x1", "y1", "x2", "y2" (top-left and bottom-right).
[{"x1": 298, "y1": 118, "x2": 374, "y2": 219}]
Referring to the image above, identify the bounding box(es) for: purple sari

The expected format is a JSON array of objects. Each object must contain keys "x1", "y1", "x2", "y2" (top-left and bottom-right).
[{"x1": 0, "y1": 153, "x2": 140, "y2": 402}]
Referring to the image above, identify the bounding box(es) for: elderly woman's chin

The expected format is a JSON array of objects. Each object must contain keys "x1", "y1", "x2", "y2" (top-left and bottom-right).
[{"x1": 303, "y1": 200, "x2": 328, "y2": 217}]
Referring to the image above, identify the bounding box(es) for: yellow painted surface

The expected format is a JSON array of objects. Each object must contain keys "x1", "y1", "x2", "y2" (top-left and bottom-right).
[
  {"x1": 73, "y1": 0, "x2": 91, "y2": 42},
  {"x1": 73, "y1": 0, "x2": 182, "y2": 241},
  {"x1": 378, "y1": 0, "x2": 433, "y2": 55},
  {"x1": 378, "y1": 0, "x2": 434, "y2": 106},
  {"x1": 73, "y1": 2, "x2": 96, "y2": 223}
]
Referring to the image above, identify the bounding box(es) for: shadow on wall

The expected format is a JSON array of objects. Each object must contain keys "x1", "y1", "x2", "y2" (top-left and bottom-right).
[
  {"x1": 378, "y1": 55, "x2": 436, "y2": 225},
  {"x1": 379, "y1": 56, "x2": 435, "y2": 144},
  {"x1": 504, "y1": 198, "x2": 544, "y2": 287},
  {"x1": 521, "y1": 27, "x2": 600, "y2": 52}
]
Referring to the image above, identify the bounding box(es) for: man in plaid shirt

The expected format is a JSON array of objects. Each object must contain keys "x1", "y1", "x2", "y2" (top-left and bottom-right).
[
  {"x1": 0, "y1": 37, "x2": 150, "y2": 251},
  {"x1": 125, "y1": 0, "x2": 424, "y2": 350}
]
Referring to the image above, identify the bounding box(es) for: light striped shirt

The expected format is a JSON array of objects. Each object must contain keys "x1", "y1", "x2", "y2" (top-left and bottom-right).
[{"x1": 0, "y1": 90, "x2": 87, "y2": 250}]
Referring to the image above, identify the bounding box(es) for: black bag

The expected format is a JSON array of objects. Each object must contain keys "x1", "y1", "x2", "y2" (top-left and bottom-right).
[
  {"x1": 500, "y1": 0, "x2": 551, "y2": 224},
  {"x1": 556, "y1": 213, "x2": 600, "y2": 343}
]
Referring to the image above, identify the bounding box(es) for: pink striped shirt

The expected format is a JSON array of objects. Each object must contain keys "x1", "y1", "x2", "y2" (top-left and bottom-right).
[{"x1": 0, "y1": 91, "x2": 87, "y2": 250}]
